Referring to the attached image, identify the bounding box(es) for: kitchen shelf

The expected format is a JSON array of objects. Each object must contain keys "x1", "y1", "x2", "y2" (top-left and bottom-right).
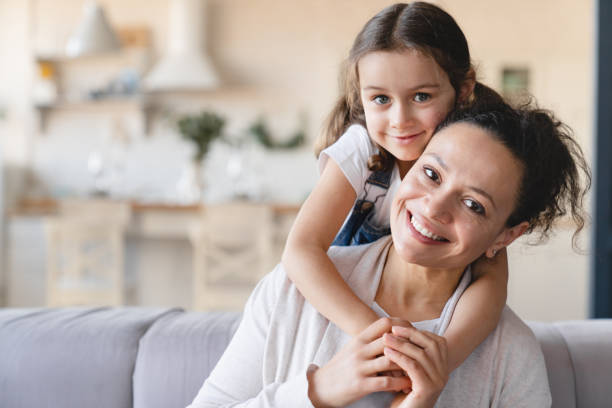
[{"x1": 35, "y1": 96, "x2": 155, "y2": 134}]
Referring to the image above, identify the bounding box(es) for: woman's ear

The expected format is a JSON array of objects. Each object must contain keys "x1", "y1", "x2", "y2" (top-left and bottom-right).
[
  {"x1": 458, "y1": 68, "x2": 476, "y2": 104},
  {"x1": 485, "y1": 221, "x2": 529, "y2": 258}
]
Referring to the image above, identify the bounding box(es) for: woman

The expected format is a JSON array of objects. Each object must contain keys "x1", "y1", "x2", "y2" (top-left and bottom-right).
[{"x1": 188, "y1": 100, "x2": 590, "y2": 407}]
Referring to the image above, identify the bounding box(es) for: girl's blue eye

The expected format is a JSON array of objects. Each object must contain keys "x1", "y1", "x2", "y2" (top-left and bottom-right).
[
  {"x1": 464, "y1": 198, "x2": 485, "y2": 215},
  {"x1": 414, "y1": 92, "x2": 431, "y2": 103},
  {"x1": 373, "y1": 95, "x2": 390, "y2": 105},
  {"x1": 424, "y1": 166, "x2": 439, "y2": 182}
]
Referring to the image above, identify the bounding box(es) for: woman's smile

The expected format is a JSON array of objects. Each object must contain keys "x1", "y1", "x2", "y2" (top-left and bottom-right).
[{"x1": 405, "y1": 210, "x2": 450, "y2": 245}]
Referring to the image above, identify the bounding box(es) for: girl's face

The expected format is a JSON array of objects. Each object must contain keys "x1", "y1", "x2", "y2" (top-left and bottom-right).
[
  {"x1": 358, "y1": 49, "x2": 457, "y2": 174},
  {"x1": 390, "y1": 122, "x2": 528, "y2": 269}
]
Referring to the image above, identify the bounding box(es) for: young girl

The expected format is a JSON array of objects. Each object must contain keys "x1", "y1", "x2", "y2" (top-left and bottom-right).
[{"x1": 282, "y1": 2, "x2": 508, "y2": 371}]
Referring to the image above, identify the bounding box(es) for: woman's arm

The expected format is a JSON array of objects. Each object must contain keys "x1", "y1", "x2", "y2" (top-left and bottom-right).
[
  {"x1": 282, "y1": 159, "x2": 379, "y2": 336},
  {"x1": 443, "y1": 248, "x2": 508, "y2": 371}
]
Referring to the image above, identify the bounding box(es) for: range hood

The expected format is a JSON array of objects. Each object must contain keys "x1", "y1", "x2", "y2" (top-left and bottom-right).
[{"x1": 143, "y1": 0, "x2": 220, "y2": 91}]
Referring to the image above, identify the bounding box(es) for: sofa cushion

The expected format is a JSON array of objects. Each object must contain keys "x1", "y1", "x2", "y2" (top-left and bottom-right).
[
  {"x1": 133, "y1": 310, "x2": 241, "y2": 408},
  {"x1": 0, "y1": 307, "x2": 175, "y2": 408}
]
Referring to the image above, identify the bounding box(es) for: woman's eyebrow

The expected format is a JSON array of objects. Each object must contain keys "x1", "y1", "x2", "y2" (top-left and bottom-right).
[
  {"x1": 424, "y1": 152, "x2": 448, "y2": 170},
  {"x1": 425, "y1": 152, "x2": 497, "y2": 209},
  {"x1": 468, "y1": 186, "x2": 497, "y2": 209}
]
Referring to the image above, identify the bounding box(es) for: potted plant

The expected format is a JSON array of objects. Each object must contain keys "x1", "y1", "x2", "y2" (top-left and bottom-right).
[{"x1": 176, "y1": 111, "x2": 225, "y2": 202}]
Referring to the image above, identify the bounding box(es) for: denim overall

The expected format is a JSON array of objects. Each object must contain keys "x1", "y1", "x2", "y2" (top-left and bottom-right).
[{"x1": 332, "y1": 168, "x2": 393, "y2": 246}]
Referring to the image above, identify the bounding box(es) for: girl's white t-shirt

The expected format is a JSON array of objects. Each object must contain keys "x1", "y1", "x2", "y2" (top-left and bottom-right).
[{"x1": 318, "y1": 124, "x2": 402, "y2": 230}]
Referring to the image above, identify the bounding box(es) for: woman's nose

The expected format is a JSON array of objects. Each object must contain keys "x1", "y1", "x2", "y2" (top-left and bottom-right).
[{"x1": 424, "y1": 191, "x2": 452, "y2": 224}]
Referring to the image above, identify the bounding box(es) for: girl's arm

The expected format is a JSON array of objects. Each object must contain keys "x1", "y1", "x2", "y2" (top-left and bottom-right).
[
  {"x1": 443, "y1": 248, "x2": 508, "y2": 371},
  {"x1": 282, "y1": 159, "x2": 379, "y2": 336}
]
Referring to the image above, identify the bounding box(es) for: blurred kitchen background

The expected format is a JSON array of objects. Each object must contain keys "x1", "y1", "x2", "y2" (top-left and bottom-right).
[{"x1": 0, "y1": 0, "x2": 598, "y2": 321}]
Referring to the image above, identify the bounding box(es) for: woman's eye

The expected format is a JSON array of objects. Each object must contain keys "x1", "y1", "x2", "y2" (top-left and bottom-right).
[
  {"x1": 423, "y1": 166, "x2": 439, "y2": 182},
  {"x1": 464, "y1": 199, "x2": 485, "y2": 215},
  {"x1": 414, "y1": 92, "x2": 431, "y2": 103},
  {"x1": 373, "y1": 95, "x2": 390, "y2": 105}
]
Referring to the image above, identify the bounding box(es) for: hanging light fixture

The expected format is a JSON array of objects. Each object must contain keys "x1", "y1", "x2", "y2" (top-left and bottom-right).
[
  {"x1": 65, "y1": 0, "x2": 121, "y2": 58},
  {"x1": 143, "y1": 0, "x2": 220, "y2": 91}
]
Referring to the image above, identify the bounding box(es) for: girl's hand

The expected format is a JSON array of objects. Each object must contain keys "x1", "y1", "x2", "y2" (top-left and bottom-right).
[
  {"x1": 308, "y1": 318, "x2": 411, "y2": 407},
  {"x1": 383, "y1": 326, "x2": 449, "y2": 408}
]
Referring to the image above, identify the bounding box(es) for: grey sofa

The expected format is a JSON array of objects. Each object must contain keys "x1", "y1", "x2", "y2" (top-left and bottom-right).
[{"x1": 0, "y1": 307, "x2": 610, "y2": 408}]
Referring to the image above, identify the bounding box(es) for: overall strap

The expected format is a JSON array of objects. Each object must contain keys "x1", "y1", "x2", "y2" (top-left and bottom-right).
[{"x1": 364, "y1": 167, "x2": 393, "y2": 190}]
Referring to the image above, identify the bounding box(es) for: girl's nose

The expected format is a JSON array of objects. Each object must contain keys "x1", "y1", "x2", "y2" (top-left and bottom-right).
[
  {"x1": 424, "y1": 191, "x2": 452, "y2": 224},
  {"x1": 390, "y1": 103, "x2": 413, "y2": 129}
]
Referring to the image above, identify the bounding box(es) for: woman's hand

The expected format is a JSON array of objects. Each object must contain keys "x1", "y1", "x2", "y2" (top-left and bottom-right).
[
  {"x1": 308, "y1": 318, "x2": 412, "y2": 408},
  {"x1": 383, "y1": 326, "x2": 450, "y2": 408}
]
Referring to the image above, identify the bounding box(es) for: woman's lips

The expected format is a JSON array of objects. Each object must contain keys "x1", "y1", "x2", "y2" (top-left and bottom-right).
[{"x1": 405, "y1": 210, "x2": 449, "y2": 245}]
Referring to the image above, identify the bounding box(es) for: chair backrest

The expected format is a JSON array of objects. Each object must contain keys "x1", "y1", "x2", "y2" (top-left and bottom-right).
[
  {"x1": 45, "y1": 199, "x2": 131, "y2": 306},
  {"x1": 190, "y1": 202, "x2": 274, "y2": 311}
]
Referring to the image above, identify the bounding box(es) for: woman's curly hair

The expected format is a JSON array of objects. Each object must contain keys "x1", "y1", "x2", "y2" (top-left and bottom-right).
[{"x1": 437, "y1": 97, "x2": 592, "y2": 249}]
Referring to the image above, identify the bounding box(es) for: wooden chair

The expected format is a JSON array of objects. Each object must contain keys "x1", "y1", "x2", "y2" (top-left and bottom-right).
[
  {"x1": 45, "y1": 199, "x2": 131, "y2": 307},
  {"x1": 190, "y1": 202, "x2": 274, "y2": 311}
]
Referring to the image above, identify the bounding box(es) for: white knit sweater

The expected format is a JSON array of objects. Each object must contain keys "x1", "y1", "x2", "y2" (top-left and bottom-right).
[{"x1": 188, "y1": 236, "x2": 551, "y2": 407}]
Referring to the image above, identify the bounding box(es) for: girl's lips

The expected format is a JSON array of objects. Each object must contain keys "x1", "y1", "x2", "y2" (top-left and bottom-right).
[
  {"x1": 405, "y1": 210, "x2": 449, "y2": 245},
  {"x1": 390, "y1": 131, "x2": 424, "y2": 144}
]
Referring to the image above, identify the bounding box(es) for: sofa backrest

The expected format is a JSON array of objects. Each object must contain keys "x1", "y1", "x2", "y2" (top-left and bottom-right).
[
  {"x1": 0, "y1": 307, "x2": 176, "y2": 408},
  {"x1": 2, "y1": 308, "x2": 611, "y2": 408},
  {"x1": 132, "y1": 310, "x2": 241, "y2": 408},
  {"x1": 529, "y1": 319, "x2": 612, "y2": 408}
]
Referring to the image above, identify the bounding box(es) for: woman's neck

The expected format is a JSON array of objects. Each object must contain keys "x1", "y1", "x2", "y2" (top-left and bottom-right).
[{"x1": 375, "y1": 244, "x2": 465, "y2": 322}]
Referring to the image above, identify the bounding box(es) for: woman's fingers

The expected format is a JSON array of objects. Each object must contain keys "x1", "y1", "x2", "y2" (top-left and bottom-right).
[
  {"x1": 361, "y1": 355, "x2": 402, "y2": 375},
  {"x1": 358, "y1": 317, "x2": 394, "y2": 343},
  {"x1": 359, "y1": 317, "x2": 415, "y2": 343},
  {"x1": 362, "y1": 336, "x2": 386, "y2": 359},
  {"x1": 383, "y1": 346, "x2": 431, "y2": 387},
  {"x1": 383, "y1": 333, "x2": 438, "y2": 383},
  {"x1": 361, "y1": 372, "x2": 412, "y2": 394},
  {"x1": 391, "y1": 326, "x2": 448, "y2": 376}
]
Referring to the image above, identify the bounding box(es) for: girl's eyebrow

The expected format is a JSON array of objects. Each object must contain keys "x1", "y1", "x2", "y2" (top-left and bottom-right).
[
  {"x1": 362, "y1": 83, "x2": 441, "y2": 92},
  {"x1": 424, "y1": 152, "x2": 497, "y2": 209}
]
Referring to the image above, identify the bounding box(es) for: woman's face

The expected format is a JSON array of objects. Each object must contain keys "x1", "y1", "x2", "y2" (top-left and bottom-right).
[
  {"x1": 390, "y1": 122, "x2": 527, "y2": 269},
  {"x1": 358, "y1": 49, "x2": 457, "y2": 171}
]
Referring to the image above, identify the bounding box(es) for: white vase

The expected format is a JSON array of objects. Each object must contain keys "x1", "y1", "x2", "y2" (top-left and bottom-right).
[{"x1": 176, "y1": 159, "x2": 204, "y2": 203}]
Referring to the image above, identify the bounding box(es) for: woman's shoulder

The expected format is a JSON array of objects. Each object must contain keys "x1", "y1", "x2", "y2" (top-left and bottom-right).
[
  {"x1": 328, "y1": 236, "x2": 392, "y2": 289},
  {"x1": 496, "y1": 307, "x2": 541, "y2": 349}
]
